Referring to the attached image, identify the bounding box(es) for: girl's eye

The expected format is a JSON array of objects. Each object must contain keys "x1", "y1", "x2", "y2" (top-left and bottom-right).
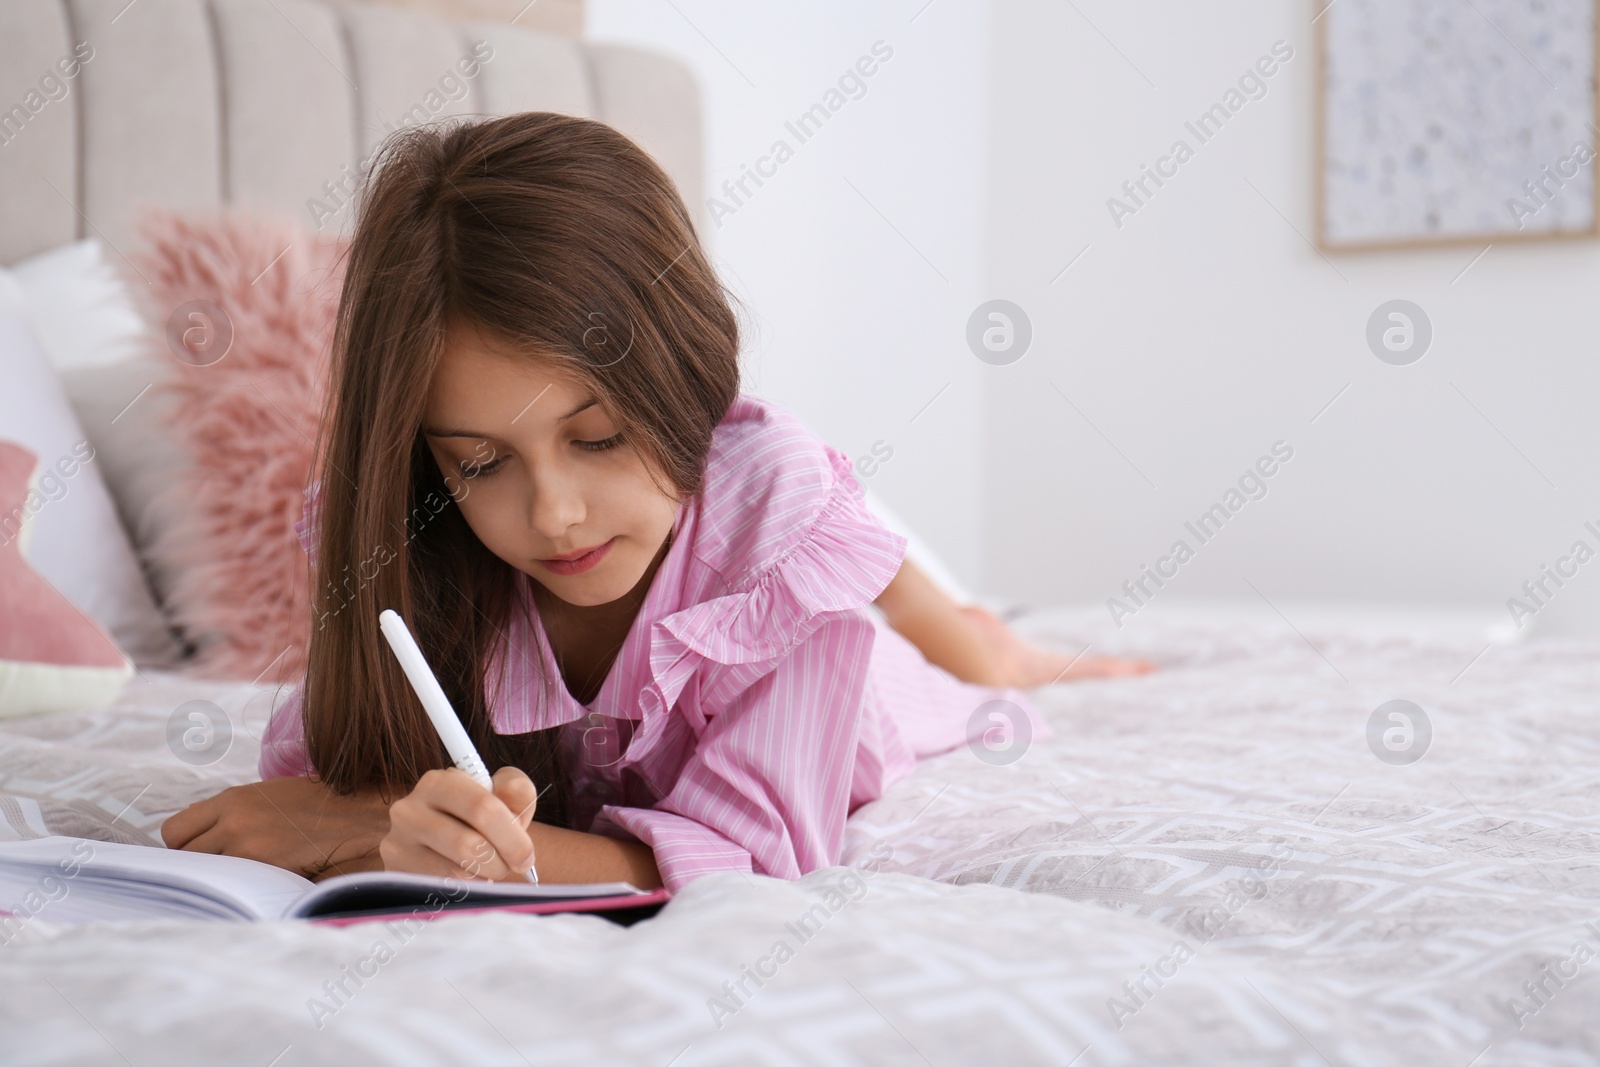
[
  {"x1": 577, "y1": 433, "x2": 624, "y2": 453},
  {"x1": 460, "y1": 456, "x2": 506, "y2": 479},
  {"x1": 460, "y1": 434, "x2": 620, "y2": 476}
]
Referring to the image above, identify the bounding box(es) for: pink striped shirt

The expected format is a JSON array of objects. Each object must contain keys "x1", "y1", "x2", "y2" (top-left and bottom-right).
[{"x1": 260, "y1": 393, "x2": 1049, "y2": 892}]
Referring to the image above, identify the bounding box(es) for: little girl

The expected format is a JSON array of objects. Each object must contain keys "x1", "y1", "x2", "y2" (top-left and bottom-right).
[{"x1": 162, "y1": 113, "x2": 1152, "y2": 893}]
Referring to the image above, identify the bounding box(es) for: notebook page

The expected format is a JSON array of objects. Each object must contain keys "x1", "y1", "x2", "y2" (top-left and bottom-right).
[{"x1": 0, "y1": 837, "x2": 314, "y2": 922}]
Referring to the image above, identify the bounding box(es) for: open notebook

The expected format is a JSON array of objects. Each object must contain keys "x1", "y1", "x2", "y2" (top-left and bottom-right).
[{"x1": 0, "y1": 837, "x2": 670, "y2": 927}]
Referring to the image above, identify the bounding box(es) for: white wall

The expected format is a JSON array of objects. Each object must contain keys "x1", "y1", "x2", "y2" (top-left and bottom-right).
[
  {"x1": 985, "y1": 0, "x2": 1600, "y2": 637},
  {"x1": 591, "y1": 1, "x2": 1600, "y2": 638},
  {"x1": 587, "y1": 0, "x2": 993, "y2": 589}
]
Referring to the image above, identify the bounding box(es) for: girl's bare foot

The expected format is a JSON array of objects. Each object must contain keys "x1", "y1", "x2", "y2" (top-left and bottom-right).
[{"x1": 957, "y1": 605, "x2": 1157, "y2": 688}]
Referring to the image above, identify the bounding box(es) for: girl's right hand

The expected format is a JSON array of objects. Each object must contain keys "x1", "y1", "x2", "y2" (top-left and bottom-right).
[{"x1": 379, "y1": 765, "x2": 539, "y2": 881}]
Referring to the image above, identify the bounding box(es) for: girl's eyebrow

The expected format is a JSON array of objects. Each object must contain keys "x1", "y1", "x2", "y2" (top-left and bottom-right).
[{"x1": 424, "y1": 396, "x2": 598, "y2": 439}]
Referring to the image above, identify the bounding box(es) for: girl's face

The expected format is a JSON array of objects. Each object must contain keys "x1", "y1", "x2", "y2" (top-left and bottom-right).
[{"x1": 423, "y1": 320, "x2": 681, "y2": 608}]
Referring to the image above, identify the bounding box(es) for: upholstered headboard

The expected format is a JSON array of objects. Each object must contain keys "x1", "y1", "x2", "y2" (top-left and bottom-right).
[{"x1": 0, "y1": 0, "x2": 704, "y2": 265}]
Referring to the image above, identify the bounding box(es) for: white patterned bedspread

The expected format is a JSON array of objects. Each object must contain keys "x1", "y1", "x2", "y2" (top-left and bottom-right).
[{"x1": 2, "y1": 604, "x2": 1597, "y2": 1066}]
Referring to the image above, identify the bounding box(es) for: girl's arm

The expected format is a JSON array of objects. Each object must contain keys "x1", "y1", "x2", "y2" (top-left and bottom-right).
[
  {"x1": 873, "y1": 557, "x2": 1157, "y2": 686},
  {"x1": 167, "y1": 769, "x2": 662, "y2": 888},
  {"x1": 382, "y1": 765, "x2": 663, "y2": 889},
  {"x1": 524, "y1": 821, "x2": 661, "y2": 887},
  {"x1": 872, "y1": 556, "x2": 999, "y2": 683},
  {"x1": 162, "y1": 776, "x2": 392, "y2": 881}
]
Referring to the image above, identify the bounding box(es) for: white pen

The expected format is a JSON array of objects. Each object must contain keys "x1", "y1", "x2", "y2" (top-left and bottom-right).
[{"x1": 378, "y1": 608, "x2": 540, "y2": 885}]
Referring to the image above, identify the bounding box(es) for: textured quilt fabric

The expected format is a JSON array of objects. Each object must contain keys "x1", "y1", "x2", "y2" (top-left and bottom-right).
[{"x1": 0, "y1": 606, "x2": 1596, "y2": 1066}]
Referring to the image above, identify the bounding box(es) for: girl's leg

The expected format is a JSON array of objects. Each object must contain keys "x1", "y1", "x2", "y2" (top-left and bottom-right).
[{"x1": 873, "y1": 558, "x2": 1156, "y2": 687}]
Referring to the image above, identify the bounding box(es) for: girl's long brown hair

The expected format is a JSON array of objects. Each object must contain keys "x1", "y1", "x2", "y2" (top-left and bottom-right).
[{"x1": 302, "y1": 113, "x2": 741, "y2": 824}]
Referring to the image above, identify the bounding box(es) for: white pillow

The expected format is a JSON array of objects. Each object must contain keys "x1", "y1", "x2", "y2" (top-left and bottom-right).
[
  {"x1": 8, "y1": 238, "x2": 148, "y2": 370},
  {"x1": 6, "y1": 240, "x2": 194, "y2": 660},
  {"x1": 53, "y1": 357, "x2": 190, "y2": 618},
  {"x1": 0, "y1": 281, "x2": 181, "y2": 668},
  {"x1": 0, "y1": 268, "x2": 24, "y2": 321}
]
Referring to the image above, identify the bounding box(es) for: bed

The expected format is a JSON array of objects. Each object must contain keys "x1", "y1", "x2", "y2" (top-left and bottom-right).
[
  {"x1": 4, "y1": 2, "x2": 1600, "y2": 1064},
  {"x1": 4, "y1": 606, "x2": 1600, "y2": 1063}
]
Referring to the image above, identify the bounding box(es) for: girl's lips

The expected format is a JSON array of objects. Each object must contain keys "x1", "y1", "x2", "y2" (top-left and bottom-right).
[{"x1": 540, "y1": 537, "x2": 615, "y2": 576}]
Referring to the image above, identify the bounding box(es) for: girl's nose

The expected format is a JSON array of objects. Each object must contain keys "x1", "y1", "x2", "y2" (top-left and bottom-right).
[{"x1": 525, "y1": 462, "x2": 586, "y2": 539}]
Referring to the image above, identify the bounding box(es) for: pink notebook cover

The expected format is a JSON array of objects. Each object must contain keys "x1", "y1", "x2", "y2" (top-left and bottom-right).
[{"x1": 310, "y1": 886, "x2": 673, "y2": 928}]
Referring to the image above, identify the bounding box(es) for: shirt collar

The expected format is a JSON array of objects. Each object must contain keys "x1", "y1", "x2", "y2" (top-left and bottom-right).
[{"x1": 491, "y1": 495, "x2": 697, "y2": 733}]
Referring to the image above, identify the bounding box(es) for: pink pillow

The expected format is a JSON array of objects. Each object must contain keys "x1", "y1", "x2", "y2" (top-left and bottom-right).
[
  {"x1": 123, "y1": 208, "x2": 346, "y2": 683},
  {"x1": 0, "y1": 440, "x2": 132, "y2": 717}
]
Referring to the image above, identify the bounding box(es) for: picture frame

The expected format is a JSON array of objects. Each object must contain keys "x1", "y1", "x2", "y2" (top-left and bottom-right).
[{"x1": 1316, "y1": 0, "x2": 1600, "y2": 252}]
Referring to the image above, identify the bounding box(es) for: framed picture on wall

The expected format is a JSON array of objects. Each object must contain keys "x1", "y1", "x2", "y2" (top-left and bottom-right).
[{"x1": 1316, "y1": 0, "x2": 1600, "y2": 251}]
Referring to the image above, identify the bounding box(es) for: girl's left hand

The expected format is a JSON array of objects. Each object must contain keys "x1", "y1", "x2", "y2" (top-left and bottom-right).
[
  {"x1": 1050, "y1": 654, "x2": 1158, "y2": 682},
  {"x1": 379, "y1": 765, "x2": 540, "y2": 881},
  {"x1": 161, "y1": 775, "x2": 390, "y2": 881},
  {"x1": 958, "y1": 604, "x2": 1158, "y2": 687}
]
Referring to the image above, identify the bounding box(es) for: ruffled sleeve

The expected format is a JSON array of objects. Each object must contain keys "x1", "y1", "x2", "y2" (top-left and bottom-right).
[
  {"x1": 293, "y1": 479, "x2": 323, "y2": 572},
  {"x1": 588, "y1": 444, "x2": 910, "y2": 892},
  {"x1": 257, "y1": 481, "x2": 321, "y2": 780},
  {"x1": 259, "y1": 685, "x2": 315, "y2": 779},
  {"x1": 656, "y1": 444, "x2": 908, "y2": 671}
]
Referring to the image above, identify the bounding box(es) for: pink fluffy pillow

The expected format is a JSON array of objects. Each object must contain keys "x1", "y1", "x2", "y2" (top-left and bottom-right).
[
  {"x1": 0, "y1": 440, "x2": 132, "y2": 716},
  {"x1": 124, "y1": 208, "x2": 346, "y2": 683}
]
